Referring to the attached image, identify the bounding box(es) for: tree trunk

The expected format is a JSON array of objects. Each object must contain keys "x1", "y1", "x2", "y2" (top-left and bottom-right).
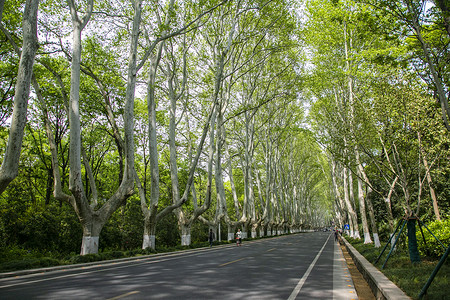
[
  {"x1": 180, "y1": 223, "x2": 192, "y2": 246},
  {"x1": 331, "y1": 159, "x2": 345, "y2": 229},
  {"x1": 407, "y1": 2, "x2": 450, "y2": 131},
  {"x1": 418, "y1": 132, "x2": 441, "y2": 221},
  {"x1": 80, "y1": 215, "x2": 105, "y2": 255},
  {"x1": 357, "y1": 171, "x2": 372, "y2": 244},
  {"x1": 142, "y1": 213, "x2": 156, "y2": 250},
  {"x1": 407, "y1": 218, "x2": 421, "y2": 263},
  {"x1": 343, "y1": 167, "x2": 358, "y2": 237},
  {"x1": 348, "y1": 168, "x2": 360, "y2": 239},
  {"x1": 66, "y1": 0, "x2": 136, "y2": 254},
  {"x1": 355, "y1": 147, "x2": 380, "y2": 247},
  {"x1": 0, "y1": 0, "x2": 39, "y2": 194}
]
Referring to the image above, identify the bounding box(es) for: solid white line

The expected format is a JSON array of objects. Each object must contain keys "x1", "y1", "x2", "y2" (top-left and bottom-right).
[{"x1": 287, "y1": 234, "x2": 331, "y2": 300}]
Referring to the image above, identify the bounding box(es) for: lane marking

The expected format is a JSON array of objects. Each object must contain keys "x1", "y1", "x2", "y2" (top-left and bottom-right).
[
  {"x1": 107, "y1": 291, "x2": 140, "y2": 300},
  {"x1": 219, "y1": 257, "x2": 246, "y2": 267},
  {"x1": 0, "y1": 251, "x2": 212, "y2": 289},
  {"x1": 288, "y1": 234, "x2": 331, "y2": 300},
  {"x1": 266, "y1": 248, "x2": 276, "y2": 252},
  {"x1": 1, "y1": 234, "x2": 301, "y2": 290}
]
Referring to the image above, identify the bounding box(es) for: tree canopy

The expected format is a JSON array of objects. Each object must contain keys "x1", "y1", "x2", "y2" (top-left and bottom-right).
[{"x1": 0, "y1": 0, "x2": 448, "y2": 258}]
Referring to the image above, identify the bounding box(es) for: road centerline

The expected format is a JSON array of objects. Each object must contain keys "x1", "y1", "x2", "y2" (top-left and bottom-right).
[
  {"x1": 219, "y1": 257, "x2": 246, "y2": 267},
  {"x1": 107, "y1": 290, "x2": 140, "y2": 300}
]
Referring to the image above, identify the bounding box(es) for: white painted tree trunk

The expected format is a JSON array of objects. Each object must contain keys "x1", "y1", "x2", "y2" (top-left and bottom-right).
[
  {"x1": 142, "y1": 235, "x2": 156, "y2": 250},
  {"x1": 373, "y1": 233, "x2": 381, "y2": 248},
  {"x1": 180, "y1": 225, "x2": 191, "y2": 246},
  {"x1": 81, "y1": 236, "x2": 99, "y2": 255},
  {"x1": 137, "y1": 40, "x2": 164, "y2": 251},
  {"x1": 331, "y1": 160, "x2": 345, "y2": 230}
]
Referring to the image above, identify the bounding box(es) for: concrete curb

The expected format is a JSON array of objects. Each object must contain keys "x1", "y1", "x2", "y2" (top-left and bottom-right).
[
  {"x1": 0, "y1": 244, "x2": 236, "y2": 279},
  {"x1": 0, "y1": 237, "x2": 272, "y2": 279},
  {"x1": 341, "y1": 236, "x2": 411, "y2": 300}
]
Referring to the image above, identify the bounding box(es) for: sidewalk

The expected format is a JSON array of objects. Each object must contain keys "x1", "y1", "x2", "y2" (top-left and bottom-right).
[
  {"x1": 341, "y1": 236, "x2": 411, "y2": 300},
  {"x1": 334, "y1": 237, "x2": 359, "y2": 300}
]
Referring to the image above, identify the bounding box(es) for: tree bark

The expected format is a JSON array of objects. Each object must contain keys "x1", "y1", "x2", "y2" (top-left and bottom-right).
[
  {"x1": 357, "y1": 170, "x2": 372, "y2": 244},
  {"x1": 65, "y1": 0, "x2": 136, "y2": 254},
  {"x1": 417, "y1": 132, "x2": 441, "y2": 221},
  {"x1": 0, "y1": 0, "x2": 39, "y2": 194},
  {"x1": 406, "y1": 1, "x2": 450, "y2": 131}
]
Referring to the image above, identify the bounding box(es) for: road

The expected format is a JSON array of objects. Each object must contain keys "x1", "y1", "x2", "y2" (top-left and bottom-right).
[{"x1": 0, "y1": 232, "x2": 357, "y2": 299}]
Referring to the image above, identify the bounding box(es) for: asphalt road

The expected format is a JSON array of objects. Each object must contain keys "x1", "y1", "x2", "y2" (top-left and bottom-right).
[{"x1": 0, "y1": 232, "x2": 357, "y2": 300}]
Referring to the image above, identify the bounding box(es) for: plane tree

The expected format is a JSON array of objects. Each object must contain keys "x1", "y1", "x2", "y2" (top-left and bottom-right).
[{"x1": 0, "y1": 0, "x2": 39, "y2": 194}]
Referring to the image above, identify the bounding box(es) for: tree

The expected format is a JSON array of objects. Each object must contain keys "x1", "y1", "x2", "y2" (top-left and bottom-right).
[
  {"x1": 40, "y1": 0, "x2": 138, "y2": 254},
  {"x1": 0, "y1": 0, "x2": 39, "y2": 194},
  {"x1": 361, "y1": 0, "x2": 450, "y2": 131},
  {"x1": 134, "y1": 0, "x2": 231, "y2": 249}
]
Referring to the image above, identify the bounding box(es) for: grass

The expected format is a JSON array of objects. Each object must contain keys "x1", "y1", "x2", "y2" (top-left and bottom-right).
[{"x1": 346, "y1": 237, "x2": 450, "y2": 300}]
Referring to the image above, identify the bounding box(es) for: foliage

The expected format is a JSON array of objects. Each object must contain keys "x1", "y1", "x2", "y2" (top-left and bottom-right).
[
  {"x1": 3, "y1": 0, "x2": 447, "y2": 272},
  {"x1": 348, "y1": 237, "x2": 450, "y2": 300},
  {"x1": 0, "y1": 257, "x2": 60, "y2": 272},
  {"x1": 416, "y1": 218, "x2": 450, "y2": 258}
]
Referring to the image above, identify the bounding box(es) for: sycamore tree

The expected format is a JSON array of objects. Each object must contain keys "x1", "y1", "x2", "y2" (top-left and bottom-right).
[
  {"x1": 305, "y1": 0, "x2": 449, "y2": 263},
  {"x1": 20, "y1": 0, "x2": 141, "y2": 254},
  {"x1": 219, "y1": 0, "x2": 302, "y2": 239},
  {"x1": 304, "y1": 0, "x2": 364, "y2": 239},
  {"x1": 0, "y1": 0, "x2": 39, "y2": 194},
  {"x1": 132, "y1": 0, "x2": 233, "y2": 248},
  {"x1": 360, "y1": 0, "x2": 450, "y2": 131}
]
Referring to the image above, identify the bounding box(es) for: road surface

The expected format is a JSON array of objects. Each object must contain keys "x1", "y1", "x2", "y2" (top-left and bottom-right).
[{"x1": 0, "y1": 232, "x2": 357, "y2": 299}]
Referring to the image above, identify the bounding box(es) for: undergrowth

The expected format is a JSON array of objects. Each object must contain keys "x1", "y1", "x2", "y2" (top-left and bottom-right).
[
  {"x1": 346, "y1": 237, "x2": 450, "y2": 300},
  {"x1": 0, "y1": 239, "x2": 244, "y2": 273}
]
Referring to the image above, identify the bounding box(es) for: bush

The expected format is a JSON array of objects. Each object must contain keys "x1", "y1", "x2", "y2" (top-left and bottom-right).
[
  {"x1": 0, "y1": 257, "x2": 60, "y2": 272},
  {"x1": 69, "y1": 254, "x2": 99, "y2": 264},
  {"x1": 348, "y1": 231, "x2": 450, "y2": 300},
  {"x1": 416, "y1": 219, "x2": 450, "y2": 258}
]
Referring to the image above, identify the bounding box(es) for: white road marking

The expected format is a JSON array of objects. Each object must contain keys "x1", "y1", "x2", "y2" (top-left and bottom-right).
[
  {"x1": 0, "y1": 250, "x2": 213, "y2": 289},
  {"x1": 287, "y1": 234, "x2": 331, "y2": 300}
]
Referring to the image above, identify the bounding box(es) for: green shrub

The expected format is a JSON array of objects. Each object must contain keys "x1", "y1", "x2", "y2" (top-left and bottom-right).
[
  {"x1": 416, "y1": 219, "x2": 450, "y2": 258},
  {"x1": 37, "y1": 257, "x2": 60, "y2": 268},
  {"x1": 140, "y1": 248, "x2": 157, "y2": 255},
  {"x1": 0, "y1": 257, "x2": 60, "y2": 272},
  {"x1": 69, "y1": 254, "x2": 99, "y2": 264},
  {"x1": 349, "y1": 234, "x2": 450, "y2": 300}
]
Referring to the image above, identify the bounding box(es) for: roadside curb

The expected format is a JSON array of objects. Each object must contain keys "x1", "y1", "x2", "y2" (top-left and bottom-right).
[
  {"x1": 0, "y1": 233, "x2": 308, "y2": 280},
  {"x1": 0, "y1": 236, "x2": 277, "y2": 279},
  {"x1": 341, "y1": 236, "x2": 411, "y2": 300},
  {"x1": 0, "y1": 251, "x2": 172, "y2": 279},
  {"x1": 0, "y1": 244, "x2": 235, "y2": 279}
]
